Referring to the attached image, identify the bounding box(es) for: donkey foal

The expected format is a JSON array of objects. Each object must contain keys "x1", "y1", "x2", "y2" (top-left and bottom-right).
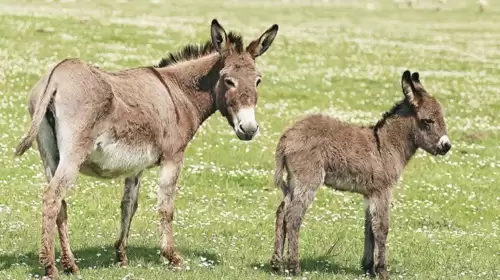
[{"x1": 270, "y1": 70, "x2": 451, "y2": 279}]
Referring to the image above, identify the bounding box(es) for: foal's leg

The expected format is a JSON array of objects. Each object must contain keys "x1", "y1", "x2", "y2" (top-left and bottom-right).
[
  {"x1": 362, "y1": 197, "x2": 375, "y2": 276},
  {"x1": 158, "y1": 158, "x2": 183, "y2": 266},
  {"x1": 114, "y1": 174, "x2": 142, "y2": 267},
  {"x1": 368, "y1": 190, "x2": 391, "y2": 280},
  {"x1": 270, "y1": 189, "x2": 291, "y2": 272},
  {"x1": 285, "y1": 179, "x2": 320, "y2": 275}
]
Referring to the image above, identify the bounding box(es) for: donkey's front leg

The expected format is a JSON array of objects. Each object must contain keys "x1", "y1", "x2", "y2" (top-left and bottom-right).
[
  {"x1": 368, "y1": 190, "x2": 391, "y2": 280},
  {"x1": 158, "y1": 158, "x2": 183, "y2": 266},
  {"x1": 362, "y1": 197, "x2": 375, "y2": 276}
]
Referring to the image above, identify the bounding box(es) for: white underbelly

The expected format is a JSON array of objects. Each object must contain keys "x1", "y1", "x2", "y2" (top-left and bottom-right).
[{"x1": 81, "y1": 134, "x2": 160, "y2": 178}]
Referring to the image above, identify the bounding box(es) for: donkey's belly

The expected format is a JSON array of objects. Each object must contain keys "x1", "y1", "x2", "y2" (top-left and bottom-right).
[
  {"x1": 324, "y1": 173, "x2": 368, "y2": 195},
  {"x1": 80, "y1": 135, "x2": 161, "y2": 179}
]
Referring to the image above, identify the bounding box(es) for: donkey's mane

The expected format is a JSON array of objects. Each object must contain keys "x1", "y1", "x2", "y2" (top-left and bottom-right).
[
  {"x1": 370, "y1": 99, "x2": 410, "y2": 132},
  {"x1": 157, "y1": 32, "x2": 244, "y2": 67}
]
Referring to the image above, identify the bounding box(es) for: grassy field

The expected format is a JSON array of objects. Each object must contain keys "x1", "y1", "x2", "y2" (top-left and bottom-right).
[{"x1": 0, "y1": 0, "x2": 499, "y2": 279}]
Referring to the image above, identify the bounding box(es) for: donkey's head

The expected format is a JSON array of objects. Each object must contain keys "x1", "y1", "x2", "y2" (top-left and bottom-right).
[
  {"x1": 402, "y1": 70, "x2": 451, "y2": 155},
  {"x1": 210, "y1": 19, "x2": 278, "y2": 141}
]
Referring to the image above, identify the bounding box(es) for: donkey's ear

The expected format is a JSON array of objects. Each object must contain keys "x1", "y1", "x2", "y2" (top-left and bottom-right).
[
  {"x1": 211, "y1": 19, "x2": 229, "y2": 54},
  {"x1": 246, "y1": 24, "x2": 279, "y2": 58},
  {"x1": 401, "y1": 70, "x2": 421, "y2": 108},
  {"x1": 411, "y1": 72, "x2": 420, "y2": 83}
]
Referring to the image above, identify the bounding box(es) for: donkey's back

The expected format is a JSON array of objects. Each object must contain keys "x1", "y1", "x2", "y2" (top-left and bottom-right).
[{"x1": 16, "y1": 58, "x2": 175, "y2": 179}]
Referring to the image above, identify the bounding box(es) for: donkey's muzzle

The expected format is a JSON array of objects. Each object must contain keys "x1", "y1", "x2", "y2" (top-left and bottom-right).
[
  {"x1": 236, "y1": 122, "x2": 259, "y2": 141},
  {"x1": 438, "y1": 142, "x2": 451, "y2": 155},
  {"x1": 437, "y1": 135, "x2": 451, "y2": 155}
]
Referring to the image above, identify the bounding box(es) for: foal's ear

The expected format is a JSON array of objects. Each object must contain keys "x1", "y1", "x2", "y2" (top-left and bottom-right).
[
  {"x1": 246, "y1": 24, "x2": 279, "y2": 58},
  {"x1": 211, "y1": 19, "x2": 229, "y2": 54},
  {"x1": 401, "y1": 70, "x2": 422, "y2": 108}
]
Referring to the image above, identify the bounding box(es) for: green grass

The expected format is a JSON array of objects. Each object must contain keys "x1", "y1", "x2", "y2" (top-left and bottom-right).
[{"x1": 0, "y1": 0, "x2": 499, "y2": 279}]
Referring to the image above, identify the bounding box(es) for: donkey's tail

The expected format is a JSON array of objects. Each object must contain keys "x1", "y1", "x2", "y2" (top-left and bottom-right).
[
  {"x1": 273, "y1": 142, "x2": 287, "y2": 192},
  {"x1": 14, "y1": 59, "x2": 66, "y2": 157}
]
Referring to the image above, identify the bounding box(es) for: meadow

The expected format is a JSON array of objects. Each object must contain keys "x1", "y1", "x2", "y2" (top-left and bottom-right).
[{"x1": 0, "y1": 0, "x2": 499, "y2": 279}]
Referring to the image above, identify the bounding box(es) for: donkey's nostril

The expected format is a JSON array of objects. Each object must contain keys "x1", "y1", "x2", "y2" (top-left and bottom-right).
[
  {"x1": 443, "y1": 142, "x2": 451, "y2": 152},
  {"x1": 239, "y1": 123, "x2": 246, "y2": 133}
]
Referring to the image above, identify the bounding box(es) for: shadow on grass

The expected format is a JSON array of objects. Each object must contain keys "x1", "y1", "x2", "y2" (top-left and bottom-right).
[
  {"x1": 0, "y1": 245, "x2": 221, "y2": 275},
  {"x1": 252, "y1": 255, "x2": 361, "y2": 276}
]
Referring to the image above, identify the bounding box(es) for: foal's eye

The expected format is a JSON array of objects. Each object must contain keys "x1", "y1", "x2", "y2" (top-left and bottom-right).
[
  {"x1": 224, "y1": 78, "x2": 236, "y2": 88},
  {"x1": 256, "y1": 78, "x2": 262, "y2": 87}
]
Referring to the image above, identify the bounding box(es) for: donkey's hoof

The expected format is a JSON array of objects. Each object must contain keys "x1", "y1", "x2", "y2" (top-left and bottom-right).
[
  {"x1": 362, "y1": 261, "x2": 375, "y2": 277},
  {"x1": 167, "y1": 252, "x2": 184, "y2": 267},
  {"x1": 375, "y1": 264, "x2": 389, "y2": 280},
  {"x1": 42, "y1": 265, "x2": 59, "y2": 279},
  {"x1": 61, "y1": 258, "x2": 80, "y2": 275},
  {"x1": 289, "y1": 266, "x2": 301, "y2": 276},
  {"x1": 115, "y1": 256, "x2": 129, "y2": 268},
  {"x1": 378, "y1": 271, "x2": 389, "y2": 280},
  {"x1": 270, "y1": 259, "x2": 283, "y2": 274},
  {"x1": 62, "y1": 264, "x2": 80, "y2": 275}
]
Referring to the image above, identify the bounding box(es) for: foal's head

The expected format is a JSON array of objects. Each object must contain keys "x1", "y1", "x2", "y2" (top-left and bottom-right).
[
  {"x1": 210, "y1": 19, "x2": 278, "y2": 141},
  {"x1": 401, "y1": 70, "x2": 451, "y2": 155}
]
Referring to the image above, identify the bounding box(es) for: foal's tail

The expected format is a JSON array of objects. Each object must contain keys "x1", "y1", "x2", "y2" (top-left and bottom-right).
[
  {"x1": 14, "y1": 59, "x2": 66, "y2": 157},
  {"x1": 273, "y1": 142, "x2": 288, "y2": 193}
]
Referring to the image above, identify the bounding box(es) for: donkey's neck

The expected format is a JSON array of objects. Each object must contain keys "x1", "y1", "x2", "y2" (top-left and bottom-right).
[
  {"x1": 375, "y1": 112, "x2": 418, "y2": 173},
  {"x1": 157, "y1": 53, "x2": 221, "y2": 129}
]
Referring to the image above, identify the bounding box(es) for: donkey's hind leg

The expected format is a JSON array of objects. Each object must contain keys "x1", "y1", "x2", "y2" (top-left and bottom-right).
[
  {"x1": 57, "y1": 200, "x2": 79, "y2": 274},
  {"x1": 285, "y1": 172, "x2": 322, "y2": 276},
  {"x1": 270, "y1": 188, "x2": 291, "y2": 273},
  {"x1": 36, "y1": 116, "x2": 79, "y2": 275},
  {"x1": 114, "y1": 174, "x2": 142, "y2": 267}
]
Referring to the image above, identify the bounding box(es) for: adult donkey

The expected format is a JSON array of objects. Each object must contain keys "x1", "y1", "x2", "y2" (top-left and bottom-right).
[
  {"x1": 270, "y1": 70, "x2": 451, "y2": 279},
  {"x1": 14, "y1": 19, "x2": 278, "y2": 279}
]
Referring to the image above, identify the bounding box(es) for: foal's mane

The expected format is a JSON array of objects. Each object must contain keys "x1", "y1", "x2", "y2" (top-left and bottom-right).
[
  {"x1": 157, "y1": 32, "x2": 244, "y2": 67},
  {"x1": 370, "y1": 99, "x2": 412, "y2": 151}
]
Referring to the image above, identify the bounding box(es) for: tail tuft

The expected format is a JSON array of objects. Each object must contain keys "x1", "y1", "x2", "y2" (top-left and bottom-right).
[
  {"x1": 14, "y1": 134, "x2": 34, "y2": 156},
  {"x1": 273, "y1": 143, "x2": 287, "y2": 192}
]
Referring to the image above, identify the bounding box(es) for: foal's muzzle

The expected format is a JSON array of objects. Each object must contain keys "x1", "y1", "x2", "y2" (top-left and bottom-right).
[{"x1": 436, "y1": 135, "x2": 451, "y2": 155}]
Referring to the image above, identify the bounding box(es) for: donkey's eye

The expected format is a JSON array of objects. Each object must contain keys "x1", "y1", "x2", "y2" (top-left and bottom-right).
[
  {"x1": 256, "y1": 78, "x2": 262, "y2": 87},
  {"x1": 224, "y1": 78, "x2": 236, "y2": 88},
  {"x1": 421, "y1": 119, "x2": 434, "y2": 128}
]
